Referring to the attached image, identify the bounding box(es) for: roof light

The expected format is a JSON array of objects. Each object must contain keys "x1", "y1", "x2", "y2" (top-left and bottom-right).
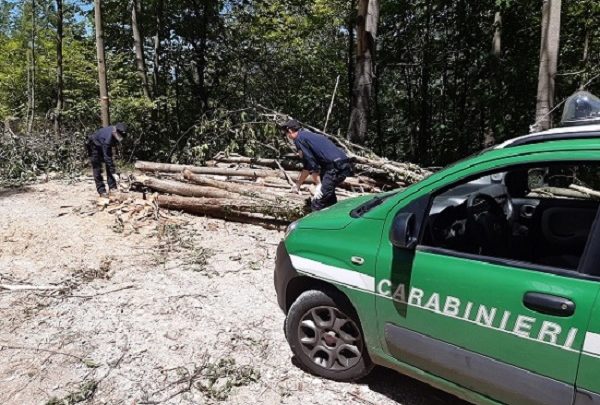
[{"x1": 561, "y1": 91, "x2": 600, "y2": 127}]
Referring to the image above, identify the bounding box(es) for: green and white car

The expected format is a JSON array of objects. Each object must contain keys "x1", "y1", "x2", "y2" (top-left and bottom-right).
[{"x1": 274, "y1": 94, "x2": 600, "y2": 405}]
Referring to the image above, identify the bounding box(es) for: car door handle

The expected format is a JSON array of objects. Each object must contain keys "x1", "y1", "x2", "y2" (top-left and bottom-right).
[
  {"x1": 351, "y1": 256, "x2": 365, "y2": 265},
  {"x1": 523, "y1": 292, "x2": 575, "y2": 317}
]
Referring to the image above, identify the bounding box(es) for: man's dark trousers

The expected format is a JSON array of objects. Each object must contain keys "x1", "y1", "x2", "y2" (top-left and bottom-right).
[
  {"x1": 311, "y1": 160, "x2": 352, "y2": 211},
  {"x1": 88, "y1": 143, "x2": 117, "y2": 194}
]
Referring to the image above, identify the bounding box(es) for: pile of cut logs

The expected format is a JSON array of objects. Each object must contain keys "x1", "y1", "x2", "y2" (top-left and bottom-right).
[{"x1": 112, "y1": 151, "x2": 430, "y2": 229}]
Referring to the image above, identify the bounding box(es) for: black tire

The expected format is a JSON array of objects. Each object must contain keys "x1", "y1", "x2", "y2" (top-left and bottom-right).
[{"x1": 285, "y1": 289, "x2": 373, "y2": 381}]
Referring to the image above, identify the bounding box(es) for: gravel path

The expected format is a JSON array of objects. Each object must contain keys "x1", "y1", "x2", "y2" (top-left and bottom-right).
[{"x1": 0, "y1": 179, "x2": 467, "y2": 404}]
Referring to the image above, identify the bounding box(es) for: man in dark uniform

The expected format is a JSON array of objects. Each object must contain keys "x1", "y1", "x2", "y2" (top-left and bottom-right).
[
  {"x1": 280, "y1": 119, "x2": 352, "y2": 211},
  {"x1": 86, "y1": 123, "x2": 128, "y2": 197}
]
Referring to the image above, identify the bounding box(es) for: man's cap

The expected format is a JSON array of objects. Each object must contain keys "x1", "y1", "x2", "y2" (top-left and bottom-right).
[
  {"x1": 280, "y1": 119, "x2": 301, "y2": 131},
  {"x1": 115, "y1": 123, "x2": 128, "y2": 134}
]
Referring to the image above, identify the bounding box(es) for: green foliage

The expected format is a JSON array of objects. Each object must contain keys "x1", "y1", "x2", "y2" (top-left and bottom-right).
[
  {"x1": 45, "y1": 380, "x2": 98, "y2": 405},
  {"x1": 0, "y1": 129, "x2": 84, "y2": 187},
  {"x1": 1, "y1": 0, "x2": 600, "y2": 176},
  {"x1": 195, "y1": 357, "x2": 261, "y2": 401}
]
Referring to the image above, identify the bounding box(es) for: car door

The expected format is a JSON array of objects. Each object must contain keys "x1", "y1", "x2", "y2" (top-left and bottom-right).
[
  {"x1": 375, "y1": 163, "x2": 600, "y2": 405},
  {"x1": 576, "y1": 299, "x2": 600, "y2": 404},
  {"x1": 574, "y1": 222, "x2": 600, "y2": 405}
]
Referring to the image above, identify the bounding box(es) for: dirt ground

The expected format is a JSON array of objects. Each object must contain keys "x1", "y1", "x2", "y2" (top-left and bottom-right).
[{"x1": 0, "y1": 178, "x2": 467, "y2": 405}]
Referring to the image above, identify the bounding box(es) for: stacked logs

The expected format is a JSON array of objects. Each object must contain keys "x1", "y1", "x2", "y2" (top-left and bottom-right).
[{"x1": 125, "y1": 153, "x2": 430, "y2": 228}]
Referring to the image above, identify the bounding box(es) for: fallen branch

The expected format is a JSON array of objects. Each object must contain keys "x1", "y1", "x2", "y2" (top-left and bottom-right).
[
  {"x1": 0, "y1": 284, "x2": 64, "y2": 291},
  {"x1": 0, "y1": 344, "x2": 85, "y2": 361},
  {"x1": 64, "y1": 284, "x2": 136, "y2": 299},
  {"x1": 569, "y1": 184, "x2": 600, "y2": 199}
]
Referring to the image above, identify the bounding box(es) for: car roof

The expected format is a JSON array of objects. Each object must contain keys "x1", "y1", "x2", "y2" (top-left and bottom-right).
[{"x1": 495, "y1": 124, "x2": 600, "y2": 149}]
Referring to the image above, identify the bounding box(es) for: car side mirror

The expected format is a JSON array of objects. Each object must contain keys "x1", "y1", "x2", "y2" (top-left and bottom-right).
[{"x1": 390, "y1": 213, "x2": 418, "y2": 249}]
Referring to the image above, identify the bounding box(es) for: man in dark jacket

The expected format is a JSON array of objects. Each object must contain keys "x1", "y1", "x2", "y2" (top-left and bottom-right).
[
  {"x1": 280, "y1": 119, "x2": 352, "y2": 211},
  {"x1": 86, "y1": 123, "x2": 127, "y2": 196}
]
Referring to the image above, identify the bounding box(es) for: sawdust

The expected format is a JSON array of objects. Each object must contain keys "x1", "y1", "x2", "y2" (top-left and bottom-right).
[{"x1": 0, "y1": 178, "x2": 466, "y2": 405}]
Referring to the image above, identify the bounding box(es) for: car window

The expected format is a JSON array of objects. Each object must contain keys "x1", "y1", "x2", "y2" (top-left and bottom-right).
[
  {"x1": 526, "y1": 165, "x2": 600, "y2": 200},
  {"x1": 421, "y1": 163, "x2": 600, "y2": 271}
]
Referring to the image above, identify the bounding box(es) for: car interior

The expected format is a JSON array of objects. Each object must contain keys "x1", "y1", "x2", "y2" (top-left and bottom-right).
[{"x1": 421, "y1": 165, "x2": 600, "y2": 270}]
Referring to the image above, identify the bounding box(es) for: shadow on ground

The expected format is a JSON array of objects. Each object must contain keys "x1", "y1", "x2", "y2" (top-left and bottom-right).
[
  {"x1": 0, "y1": 186, "x2": 36, "y2": 199},
  {"x1": 291, "y1": 355, "x2": 469, "y2": 405},
  {"x1": 363, "y1": 366, "x2": 469, "y2": 405}
]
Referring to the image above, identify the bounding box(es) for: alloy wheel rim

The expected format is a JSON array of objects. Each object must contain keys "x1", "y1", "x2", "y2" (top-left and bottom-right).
[{"x1": 297, "y1": 306, "x2": 363, "y2": 371}]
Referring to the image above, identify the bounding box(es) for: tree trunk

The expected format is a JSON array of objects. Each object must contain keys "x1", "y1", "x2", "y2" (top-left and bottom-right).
[
  {"x1": 210, "y1": 156, "x2": 303, "y2": 170},
  {"x1": 54, "y1": 0, "x2": 64, "y2": 136},
  {"x1": 94, "y1": 0, "x2": 110, "y2": 127},
  {"x1": 347, "y1": 0, "x2": 379, "y2": 142},
  {"x1": 182, "y1": 170, "x2": 305, "y2": 203},
  {"x1": 152, "y1": 0, "x2": 163, "y2": 97},
  {"x1": 134, "y1": 175, "x2": 241, "y2": 199},
  {"x1": 27, "y1": 0, "x2": 36, "y2": 135},
  {"x1": 534, "y1": 0, "x2": 561, "y2": 132},
  {"x1": 134, "y1": 161, "x2": 377, "y2": 190},
  {"x1": 416, "y1": 0, "x2": 433, "y2": 164},
  {"x1": 491, "y1": 11, "x2": 502, "y2": 57},
  {"x1": 131, "y1": 0, "x2": 151, "y2": 99},
  {"x1": 346, "y1": 0, "x2": 356, "y2": 134},
  {"x1": 192, "y1": 0, "x2": 211, "y2": 110},
  {"x1": 111, "y1": 192, "x2": 293, "y2": 228},
  {"x1": 135, "y1": 161, "x2": 281, "y2": 178}
]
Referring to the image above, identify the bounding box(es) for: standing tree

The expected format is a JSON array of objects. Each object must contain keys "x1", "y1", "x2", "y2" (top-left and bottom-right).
[
  {"x1": 534, "y1": 0, "x2": 562, "y2": 132},
  {"x1": 27, "y1": 0, "x2": 37, "y2": 134},
  {"x1": 491, "y1": 11, "x2": 502, "y2": 57},
  {"x1": 348, "y1": 0, "x2": 379, "y2": 142},
  {"x1": 131, "y1": 0, "x2": 151, "y2": 99},
  {"x1": 152, "y1": 0, "x2": 163, "y2": 97},
  {"x1": 94, "y1": 0, "x2": 110, "y2": 126},
  {"x1": 54, "y1": 0, "x2": 64, "y2": 136}
]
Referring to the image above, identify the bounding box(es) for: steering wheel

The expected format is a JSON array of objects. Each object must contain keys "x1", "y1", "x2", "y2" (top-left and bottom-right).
[{"x1": 466, "y1": 193, "x2": 509, "y2": 256}]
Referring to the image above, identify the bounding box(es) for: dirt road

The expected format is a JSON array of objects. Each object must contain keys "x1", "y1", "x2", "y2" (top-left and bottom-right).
[{"x1": 0, "y1": 179, "x2": 466, "y2": 404}]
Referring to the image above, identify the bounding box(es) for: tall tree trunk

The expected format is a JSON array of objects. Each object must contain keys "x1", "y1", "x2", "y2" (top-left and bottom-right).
[
  {"x1": 26, "y1": 26, "x2": 31, "y2": 133},
  {"x1": 534, "y1": 0, "x2": 561, "y2": 132},
  {"x1": 192, "y1": 0, "x2": 211, "y2": 110},
  {"x1": 152, "y1": 0, "x2": 163, "y2": 97},
  {"x1": 94, "y1": 0, "x2": 110, "y2": 127},
  {"x1": 27, "y1": 0, "x2": 36, "y2": 135},
  {"x1": 580, "y1": 25, "x2": 590, "y2": 89},
  {"x1": 415, "y1": 0, "x2": 433, "y2": 164},
  {"x1": 131, "y1": 0, "x2": 151, "y2": 99},
  {"x1": 54, "y1": 0, "x2": 64, "y2": 136},
  {"x1": 348, "y1": 0, "x2": 379, "y2": 142},
  {"x1": 491, "y1": 11, "x2": 502, "y2": 57},
  {"x1": 346, "y1": 0, "x2": 355, "y2": 137}
]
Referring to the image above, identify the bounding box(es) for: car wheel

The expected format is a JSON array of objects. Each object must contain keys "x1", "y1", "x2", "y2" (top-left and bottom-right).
[{"x1": 285, "y1": 289, "x2": 373, "y2": 381}]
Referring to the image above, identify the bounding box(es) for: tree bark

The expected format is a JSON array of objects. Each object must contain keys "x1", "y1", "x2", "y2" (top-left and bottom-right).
[
  {"x1": 152, "y1": 0, "x2": 163, "y2": 97},
  {"x1": 134, "y1": 175, "x2": 240, "y2": 199},
  {"x1": 182, "y1": 170, "x2": 305, "y2": 203},
  {"x1": 491, "y1": 11, "x2": 502, "y2": 57},
  {"x1": 111, "y1": 192, "x2": 293, "y2": 228},
  {"x1": 54, "y1": 0, "x2": 64, "y2": 136},
  {"x1": 347, "y1": 0, "x2": 379, "y2": 142},
  {"x1": 346, "y1": 0, "x2": 356, "y2": 133},
  {"x1": 534, "y1": 0, "x2": 561, "y2": 132},
  {"x1": 27, "y1": 0, "x2": 37, "y2": 135},
  {"x1": 211, "y1": 155, "x2": 303, "y2": 170},
  {"x1": 131, "y1": 0, "x2": 151, "y2": 99},
  {"x1": 94, "y1": 0, "x2": 110, "y2": 127},
  {"x1": 136, "y1": 161, "x2": 281, "y2": 178},
  {"x1": 416, "y1": 0, "x2": 433, "y2": 163}
]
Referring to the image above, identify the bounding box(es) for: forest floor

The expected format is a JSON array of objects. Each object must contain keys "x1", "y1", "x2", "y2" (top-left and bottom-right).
[{"x1": 0, "y1": 177, "x2": 467, "y2": 405}]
